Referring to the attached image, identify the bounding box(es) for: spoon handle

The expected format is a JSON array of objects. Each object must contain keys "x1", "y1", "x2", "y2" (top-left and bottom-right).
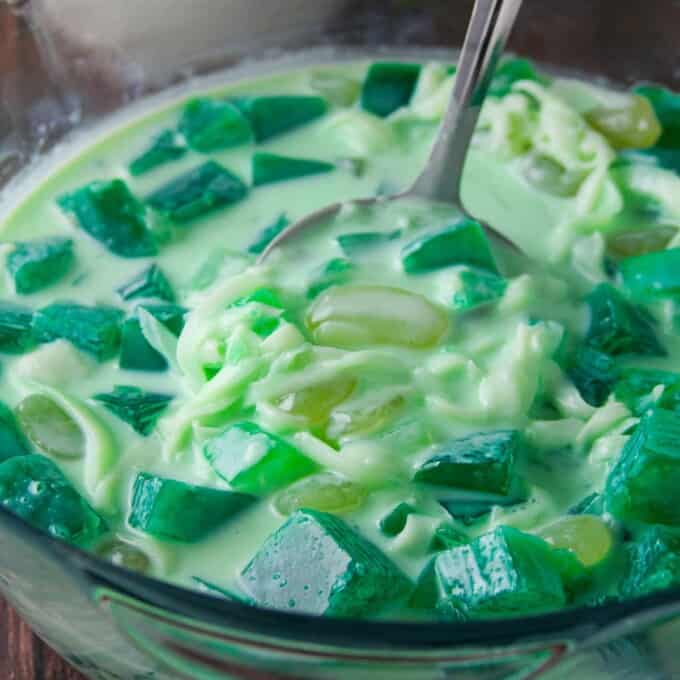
[{"x1": 410, "y1": 0, "x2": 523, "y2": 205}]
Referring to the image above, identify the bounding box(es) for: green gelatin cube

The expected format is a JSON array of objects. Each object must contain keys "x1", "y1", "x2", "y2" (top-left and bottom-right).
[
  {"x1": 247, "y1": 214, "x2": 290, "y2": 255},
  {"x1": 203, "y1": 422, "x2": 317, "y2": 496},
  {"x1": 0, "y1": 303, "x2": 35, "y2": 354},
  {"x1": 634, "y1": 84, "x2": 680, "y2": 148},
  {"x1": 402, "y1": 219, "x2": 498, "y2": 274},
  {"x1": 361, "y1": 62, "x2": 421, "y2": 118},
  {"x1": 178, "y1": 98, "x2": 252, "y2": 152},
  {"x1": 117, "y1": 264, "x2": 175, "y2": 303},
  {"x1": 230, "y1": 96, "x2": 327, "y2": 142},
  {"x1": 146, "y1": 161, "x2": 248, "y2": 222},
  {"x1": 0, "y1": 401, "x2": 31, "y2": 463},
  {"x1": 614, "y1": 367, "x2": 680, "y2": 415},
  {"x1": 140, "y1": 303, "x2": 187, "y2": 337},
  {"x1": 620, "y1": 526, "x2": 680, "y2": 598},
  {"x1": 0, "y1": 454, "x2": 105, "y2": 545},
  {"x1": 7, "y1": 237, "x2": 74, "y2": 295},
  {"x1": 414, "y1": 430, "x2": 521, "y2": 496},
  {"x1": 93, "y1": 386, "x2": 172, "y2": 436},
  {"x1": 408, "y1": 558, "x2": 439, "y2": 610},
  {"x1": 438, "y1": 496, "x2": 520, "y2": 527},
  {"x1": 240, "y1": 508, "x2": 412, "y2": 616},
  {"x1": 434, "y1": 526, "x2": 566, "y2": 618},
  {"x1": 58, "y1": 179, "x2": 156, "y2": 258},
  {"x1": 489, "y1": 58, "x2": 545, "y2": 98},
  {"x1": 336, "y1": 231, "x2": 400, "y2": 257},
  {"x1": 252, "y1": 153, "x2": 334, "y2": 187},
  {"x1": 452, "y1": 268, "x2": 507, "y2": 311},
  {"x1": 129, "y1": 130, "x2": 187, "y2": 176},
  {"x1": 32, "y1": 302, "x2": 123, "y2": 361},
  {"x1": 119, "y1": 317, "x2": 167, "y2": 372},
  {"x1": 128, "y1": 472, "x2": 256, "y2": 542},
  {"x1": 585, "y1": 283, "x2": 665, "y2": 357},
  {"x1": 606, "y1": 407, "x2": 680, "y2": 525},
  {"x1": 566, "y1": 345, "x2": 619, "y2": 408},
  {"x1": 431, "y1": 524, "x2": 468, "y2": 551},
  {"x1": 379, "y1": 502, "x2": 415, "y2": 537},
  {"x1": 620, "y1": 248, "x2": 680, "y2": 301},
  {"x1": 306, "y1": 258, "x2": 354, "y2": 299}
]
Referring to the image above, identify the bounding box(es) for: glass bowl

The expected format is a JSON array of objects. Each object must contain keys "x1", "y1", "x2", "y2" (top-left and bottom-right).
[{"x1": 1, "y1": 1, "x2": 680, "y2": 677}]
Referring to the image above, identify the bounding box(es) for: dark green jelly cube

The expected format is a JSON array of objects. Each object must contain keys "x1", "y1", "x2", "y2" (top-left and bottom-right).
[
  {"x1": 452, "y1": 268, "x2": 507, "y2": 312},
  {"x1": 0, "y1": 302, "x2": 35, "y2": 354},
  {"x1": 336, "y1": 231, "x2": 400, "y2": 257},
  {"x1": 414, "y1": 430, "x2": 521, "y2": 496},
  {"x1": 614, "y1": 367, "x2": 680, "y2": 415},
  {"x1": 230, "y1": 96, "x2": 327, "y2": 142},
  {"x1": 240, "y1": 508, "x2": 412, "y2": 617},
  {"x1": 146, "y1": 161, "x2": 248, "y2": 223},
  {"x1": 7, "y1": 237, "x2": 74, "y2": 295},
  {"x1": 379, "y1": 502, "x2": 416, "y2": 537},
  {"x1": 119, "y1": 317, "x2": 167, "y2": 372},
  {"x1": 408, "y1": 558, "x2": 439, "y2": 610},
  {"x1": 247, "y1": 214, "x2": 290, "y2": 255},
  {"x1": 128, "y1": 472, "x2": 256, "y2": 542},
  {"x1": 231, "y1": 288, "x2": 283, "y2": 310},
  {"x1": 361, "y1": 62, "x2": 421, "y2": 118},
  {"x1": 402, "y1": 219, "x2": 498, "y2": 275},
  {"x1": 620, "y1": 248, "x2": 680, "y2": 301},
  {"x1": 634, "y1": 84, "x2": 680, "y2": 149},
  {"x1": 117, "y1": 264, "x2": 175, "y2": 303},
  {"x1": 0, "y1": 400, "x2": 31, "y2": 463},
  {"x1": 605, "y1": 407, "x2": 680, "y2": 525},
  {"x1": 438, "y1": 496, "x2": 521, "y2": 527},
  {"x1": 306, "y1": 258, "x2": 354, "y2": 299},
  {"x1": 178, "y1": 98, "x2": 252, "y2": 152},
  {"x1": 252, "y1": 153, "x2": 335, "y2": 187},
  {"x1": 620, "y1": 526, "x2": 680, "y2": 598},
  {"x1": 129, "y1": 129, "x2": 187, "y2": 176},
  {"x1": 433, "y1": 526, "x2": 567, "y2": 618},
  {"x1": 32, "y1": 302, "x2": 123, "y2": 361},
  {"x1": 489, "y1": 58, "x2": 545, "y2": 98},
  {"x1": 0, "y1": 454, "x2": 106, "y2": 546},
  {"x1": 93, "y1": 386, "x2": 172, "y2": 436},
  {"x1": 585, "y1": 283, "x2": 665, "y2": 357},
  {"x1": 566, "y1": 345, "x2": 619, "y2": 408},
  {"x1": 203, "y1": 421, "x2": 317, "y2": 496},
  {"x1": 140, "y1": 303, "x2": 188, "y2": 337},
  {"x1": 58, "y1": 179, "x2": 157, "y2": 258}
]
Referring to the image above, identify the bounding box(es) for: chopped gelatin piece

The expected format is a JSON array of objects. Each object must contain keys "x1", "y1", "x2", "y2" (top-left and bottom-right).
[
  {"x1": 336, "y1": 231, "x2": 400, "y2": 257},
  {"x1": 414, "y1": 430, "x2": 521, "y2": 496},
  {"x1": 306, "y1": 258, "x2": 354, "y2": 300},
  {"x1": 565, "y1": 345, "x2": 619, "y2": 408},
  {"x1": 58, "y1": 179, "x2": 156, "y2": 258},
  {"x1": 408, "y1": 558, "x2": 439, "y2": 610},
  {"x1": 7, "y1": 237, "x2": 74, "y2": 295},
  {"x1": 614, "y1": 367, "x2": 680, "y2": 415},
  {"x1": 522, "y1": 154, "x2": 584, "y2": 198},
  {"x1": 585, "y1": 283, "x2": 665, "y2": 357},
  {"x1": 568, "y1": 493, "x2": 604, "y2": 516},
  {"x1": 433, "y1": 526, "x2": 567, "y2": 618},
  {"x1": 93, "y1": 386, "x2": 172, "y2": 436},
  {"x1": 0, "y1": 454, "x2": 105, "y2": 545},
  {"x1": 538, "y1": 515, "x2": 614, "y2": 568},
  {"x1": 240, "y1": 509, "x2": 412, "y2": 616},
  {"x1": 116, "y1": 264, "x2": 175, "y2": 303},
  {"x1": 606, "y1": 407, "x2": 680, "y2": 525},
  {"x1": 247, "y1": 214, "x2": 290, "y2": 255},
  {"x1": 252, "y1": 152, "x2": 334, "y2": 187},
  {"x1": 231, "y1": 288, "x2": 284, "y2": 310},
  {"x1": 452, "y1": 268, "x2": 507, "y2": 312},
  {"x1": 606, "y1": 225, "x2": 677, "y2": 259},
  {"x1": 178, "y1": 98, "x2": 252, "y2": 152},
  {"x1": 431, "y1": 524, "x2": 468, "y2": 551},
  {"x1": 307, "y1": 285, "x2": 449, "y2": 350},
  {"x1": 0, "y1": 303, "x2": 35, "y2": 354},
  {"x1": 489, "y1": 58, "x2": 544, "y2": 98},
  {"x1": 140, "y1": 303, "x2": 187, "y2": 337},
  {"x1": 203, "y1": 422, "x2": 317, "y2": 496},
  {"x1": 310, "y1": 71, "x2": 360, "y2": 107},
  {"x1": 15, "y1": 394, "x2": 84, "y2": 459},
  {"x1": 585, "y1": 94, "x2": 662, "y2": 150},
  {"x1": 379, "y1": 502, "x2": 416, "y2": 537},
  {"x1": 231, "y1": 96, "x2": 327, "y2": 142},
  {"x1": 146, "y1": 161, "x2": 248, "y2": 222},
  {"x1": 0, "y1": 401, "x2": 31, "y2": 463},
  {"x1": 275, "y1": 375, "x2": 357, "y2": 426},
  {"x1": 129, "y1": 129, "x2": 187, "y2": 176},
  {"x1": 96, "y1": 538, "x2": 151, "y2": 573},
  {"x1": 438, "y1": 495, "x2": 520, "y2": 526},
  {"x1": 328, "y1": 394, "x2": 405, "y2": 439},
  {"x1": 32, "y1": 302, "x2": 123, "y2": 362},
  {"x1": 128, "y1": 472, "x2": 256, "y2": 542},
  {"x1": 634, "y1": 85, "x2": 680, "y2": 148},
  {"x1": 620, "y1": 248, "x2": 680, "y2": 301},
  {"x1": 401, "y1": 219, "x2": 498, "y2": 274},
  {"x1": 620, "y1": 526, "x2": 680, "y2": 598},
  {"x1": 119, "y1": 317, "x2": 167, "y2": 372},
  {"x1": 274, "y1": 473, "x2": 367, "y2": 515},
  {"x1": 361, "y1": 62, "x2": 421, "y2": 118}
]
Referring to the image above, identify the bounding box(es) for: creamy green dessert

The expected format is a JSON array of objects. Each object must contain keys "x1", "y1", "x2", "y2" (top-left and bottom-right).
[{"x1": 1, "y1": 56, "x2": 680, "y2": 621}]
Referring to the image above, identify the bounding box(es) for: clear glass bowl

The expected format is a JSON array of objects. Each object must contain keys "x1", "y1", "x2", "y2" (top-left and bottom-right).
[{"x1": 1, "y1": 2, "x2": 680, "y2": 678}]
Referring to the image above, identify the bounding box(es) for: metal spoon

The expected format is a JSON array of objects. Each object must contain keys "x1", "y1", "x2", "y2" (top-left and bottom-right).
[{"x1": 259, "y1": 0, "x2": 525, "y2": 263}]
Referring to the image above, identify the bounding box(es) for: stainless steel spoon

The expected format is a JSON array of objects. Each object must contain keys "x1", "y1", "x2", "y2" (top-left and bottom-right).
[{"x1": 259, "y1": 0, "x2": 525, "y2": 263}]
